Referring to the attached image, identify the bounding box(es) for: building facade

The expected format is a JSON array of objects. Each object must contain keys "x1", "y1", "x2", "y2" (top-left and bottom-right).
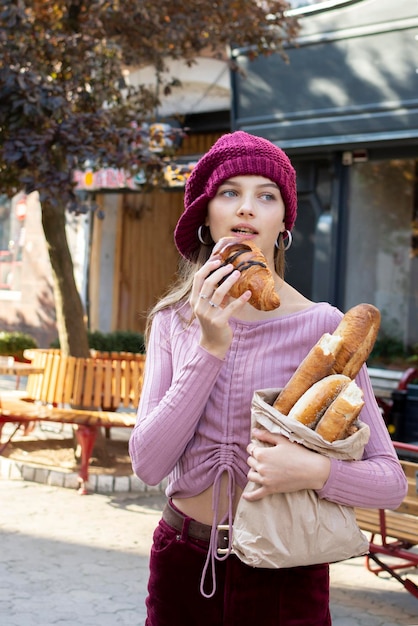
[{"x1": 231, "y1": 0, "x2": 418, "y2": 348}]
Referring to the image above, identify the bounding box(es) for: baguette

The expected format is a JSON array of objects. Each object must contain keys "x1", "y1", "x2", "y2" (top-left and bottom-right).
[
  {"x1": 288, "y1": 374, "x2": 351, "y2": 428},
  {"x1": 332, "y1": 303, "x2": 380, "y2": 378},
  {"x1": 271, "y1": 303, "x2": 379, "y2": 426},
  {"x1": 273, "y1": 333, "x2": 343, "y2": 415},
  {"x1": 315, "y1": 380, "x2": 364, "y2": 442}
]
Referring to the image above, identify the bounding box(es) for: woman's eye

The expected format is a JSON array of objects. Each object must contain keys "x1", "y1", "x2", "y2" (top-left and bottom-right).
[
  {"x1": 260, "y1": 192, "x2": 275, "y2": 201},
  {"x1": 220, "y1": 189, "x2": 237, "y2": 198}
]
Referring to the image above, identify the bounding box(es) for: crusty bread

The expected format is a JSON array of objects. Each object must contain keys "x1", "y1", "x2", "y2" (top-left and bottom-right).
[
  {"x1": 273, "y1": 333, "x2": 343, "y2": 415},
  {"x1": 272, "y1": 302, "x2": 379, "y2": 439},
  {"x1": 315, "y1": 380, "x2": 364, "y2": 442},
  {"x1": 288, "y1": 374, "x2": 350, "y2": 428},
  {"x1": 332, "y1": 304, "x2": 380, "y2": 378}
]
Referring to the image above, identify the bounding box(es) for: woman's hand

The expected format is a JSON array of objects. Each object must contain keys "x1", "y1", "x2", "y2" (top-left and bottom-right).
[
  {"x1": 190, "y1": 256, "x2": 251, "y2": 358},
  {"x1": 243, "y1": 427, "x2": 331, "y2": 501}
]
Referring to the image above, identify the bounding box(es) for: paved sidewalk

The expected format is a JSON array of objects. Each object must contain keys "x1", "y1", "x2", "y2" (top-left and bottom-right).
[
  {"x1": 1, "y1": 374, "x2": 417, "y2": 623},
  {"x1": 0, "y1": 479, "x2": 417, "y2": 625}
]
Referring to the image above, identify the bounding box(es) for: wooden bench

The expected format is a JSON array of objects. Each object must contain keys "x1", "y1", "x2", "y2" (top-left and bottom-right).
[
  {"x1": 355, "y1": 441, "x2": 418, "y2": 598},
  {"x1": 0, "y1": 350, "x2": 145, "y2": 494}
]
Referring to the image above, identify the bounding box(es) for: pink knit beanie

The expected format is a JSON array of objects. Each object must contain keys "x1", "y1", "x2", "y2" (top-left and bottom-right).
[{"x1": 174, "y1": 131, "x2": 297, "y2": 261}]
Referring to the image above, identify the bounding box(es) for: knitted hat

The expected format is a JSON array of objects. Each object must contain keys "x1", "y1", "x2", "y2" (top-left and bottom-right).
[{"x1": 174, "y1": 131, "x2": 297, "y2": 261}]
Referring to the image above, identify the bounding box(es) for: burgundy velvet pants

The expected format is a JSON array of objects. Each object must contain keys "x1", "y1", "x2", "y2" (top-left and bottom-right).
[{"x1": 145, "y1": 514, "x2": 332, "y2": 626}]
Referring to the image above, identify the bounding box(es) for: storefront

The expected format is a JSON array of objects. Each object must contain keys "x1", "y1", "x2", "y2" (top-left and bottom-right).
[{"x1": 231, "y1": 0, "x2": 418, "y2": 348}]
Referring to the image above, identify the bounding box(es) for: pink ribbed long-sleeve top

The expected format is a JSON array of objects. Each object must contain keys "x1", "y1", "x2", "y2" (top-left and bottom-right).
[{"x1": 129, "y1": 301, "x2": 407, "y2": 511}]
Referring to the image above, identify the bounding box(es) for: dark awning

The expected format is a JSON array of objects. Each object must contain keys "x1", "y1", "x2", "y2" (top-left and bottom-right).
[{"x1": 231, "y1": 0, "x2": 418, "y2": 153}]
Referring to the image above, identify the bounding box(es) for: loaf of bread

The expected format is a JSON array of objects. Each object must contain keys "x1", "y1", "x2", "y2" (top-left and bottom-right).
[
  {"x1": 315, "y1": 380, "x2": 364, "y2": 442},
  {"x1": 332, "y1": 303, "x2": 381, "y2": 379},
  {"x1": 271, "y1": 303, "x2": 380, "y2": 441},
  {"x1": 273, "y1": 333, "x2": 343, "y2": 415},
  {"x1": 213, "y1": 238, "x2": 280, "y2": 311},
  {"x1": 287, "y1": 374, "x2": 351, "y2": 429}
]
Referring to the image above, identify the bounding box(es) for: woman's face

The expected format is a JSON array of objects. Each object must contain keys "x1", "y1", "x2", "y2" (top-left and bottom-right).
[{"x1": 206, "y1": 175, "x2": 286, "y2": 266}]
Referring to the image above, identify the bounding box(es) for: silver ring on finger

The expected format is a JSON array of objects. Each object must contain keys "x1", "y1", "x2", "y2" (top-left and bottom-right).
[
  {"x1": 200, "y1": 294, "x2": 210, "y2": 300},
  {"x1": 209, "y1": 301, "x2": 219, "y2": 308}
]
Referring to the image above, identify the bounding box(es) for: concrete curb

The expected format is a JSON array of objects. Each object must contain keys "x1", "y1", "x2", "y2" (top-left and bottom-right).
[{"x1": 0, "y1": 454, "x2": 167, "y2": 495}]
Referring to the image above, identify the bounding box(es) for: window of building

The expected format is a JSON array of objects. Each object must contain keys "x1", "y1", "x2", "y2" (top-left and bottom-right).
[
  {"x1": 345, "y1": 158, "x2": 418, "y2": 348},
  {"x1": 288, "y1": 0, "x2": 359, "y2": 12},
  {"x1": 286, "y1": 0, "x2": 362, "y2": 15},
  {"x1": 288, "y1": 0, "x2": 327, "y2": 7},
  {"x1": 0, "y1": 194, "x2": 24, "y2": 292}
]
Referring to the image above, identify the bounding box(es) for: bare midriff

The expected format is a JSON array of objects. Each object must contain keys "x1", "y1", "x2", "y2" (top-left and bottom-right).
[{"x1": 172, "y1": 471, "x2": 244, "y2": 526}]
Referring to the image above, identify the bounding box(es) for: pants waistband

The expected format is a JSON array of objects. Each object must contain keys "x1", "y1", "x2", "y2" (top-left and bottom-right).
[{"x1": 162, "y1": 501, "x2": 230, "y2": 552}]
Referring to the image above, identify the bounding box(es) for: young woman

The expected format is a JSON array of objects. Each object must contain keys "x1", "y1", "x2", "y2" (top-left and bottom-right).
[{"x1": 129, "y1": 131, "x2": 407, "y2": 625}]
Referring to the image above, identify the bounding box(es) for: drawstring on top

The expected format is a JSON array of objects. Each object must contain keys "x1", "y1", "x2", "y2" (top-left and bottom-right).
[{"x1": 199, "y1": 465, "x2": 236, "y2": 598}]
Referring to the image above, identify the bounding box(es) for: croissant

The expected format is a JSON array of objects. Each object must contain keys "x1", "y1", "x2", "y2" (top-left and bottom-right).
[{"x1": 213, "y1": 238, "x2": 280, "y2": 311}]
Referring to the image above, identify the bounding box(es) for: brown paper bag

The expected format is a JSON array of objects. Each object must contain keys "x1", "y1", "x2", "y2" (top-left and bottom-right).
[{"x1": 232, "y1": 388, "x2": 370, "y2": 569}]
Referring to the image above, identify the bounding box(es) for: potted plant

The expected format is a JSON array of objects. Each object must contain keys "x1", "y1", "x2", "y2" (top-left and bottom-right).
[
  {"x1": 50, "y1": 329, "x2": 146, "y2": 354},
  {"x1": 0, "y1": 331, "x2": 38, "y2": 362}
]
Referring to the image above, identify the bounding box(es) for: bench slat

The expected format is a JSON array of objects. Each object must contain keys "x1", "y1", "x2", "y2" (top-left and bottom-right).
[
  {"x1": 131, "y1": 360, "x2": 143, "y2": 407},
  {"x1": 397, "y1": 499, "x2": 418, "y2": 516},
  {"x1": 55, "y1": 355, "x2": 68, "y2": 404},
  {"x1": 121, "y1": 360, "x2": 129, "y2": 408},
  {"x1": 401, "y1": 460, "x2": 418, "y2": 479},
  {"x1": 103, "y1": 361, "x2": 113, "y2": 409},
  {"x1": 93, "y1": 360, "x2": 104, "y2": 408},
  {"x1": 25, "y1": 351, "x2": 47, "y2": 399},
  {"x1": 62, "y1": 357, "x2": 76, "y2": 404},
  {"x1": 112, "y1": 361, "x2": 122, "y2": 408},
  {"x1": 82, "y1": 360, "x2": 95, "y2": 407},
  {"x1": 355, "y1": 507, "x2": 418, "y2": 544},
  {"x1": 0, "y1": 397, "x2": 137, "y2": 428},
  {"x1": 40, "y1": 354, "x2": 55, "y2": 401},
  {"x1": 72, "y1": 360, "x2": 85, "y2": 406},
  {"x1": 46, "y1": 355, "x2": 60, "y2": 404}
]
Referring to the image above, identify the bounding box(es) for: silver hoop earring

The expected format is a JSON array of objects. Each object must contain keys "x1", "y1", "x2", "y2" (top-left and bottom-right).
[
  {"x1": 197, "y1": 225, "x2": 212, "y2": 246},
  {"x1": 275, "y1": 230, "x2": 293, "y2": 251},
  {"x1": 283, "y1": 229, "x2": 292, "y2": 251}
]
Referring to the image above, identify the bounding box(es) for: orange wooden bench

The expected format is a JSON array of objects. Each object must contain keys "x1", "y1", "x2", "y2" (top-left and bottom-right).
[
  {"x1": 0, "y1": 350, "x2": 145, "y2": 493},
  {"x1": 355, "y1": 441, "x2": 418, "y2": 598}
]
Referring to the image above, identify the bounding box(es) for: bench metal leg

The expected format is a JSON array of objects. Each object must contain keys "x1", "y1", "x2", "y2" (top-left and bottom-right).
[
  {"x1": 74, "y1": 425, "x2": 98, "y2": 495},
  {"x1": 0, "y1": 422, "x2": 22, "y2": 455},
  {"x1": 366, "y1": 552, "x2": 418, "y2": 598}
]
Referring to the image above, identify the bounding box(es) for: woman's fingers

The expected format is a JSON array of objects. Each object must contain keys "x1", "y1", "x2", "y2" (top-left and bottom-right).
[
  {"x1": 193, "y1": 261, "x2": 246, "y2": 311},
  {"x1": 244, "y1": 434, "x2": 331, "y2": 498},
  {"x1": 203, "y1": 268, "x2": 239, "y2": 307},
  {"x1": 190, "y1": 255, "x2": 251, "y2": 358},
  {"x1": 190, "y1": 257, "x2": 222, "y2": 303}
]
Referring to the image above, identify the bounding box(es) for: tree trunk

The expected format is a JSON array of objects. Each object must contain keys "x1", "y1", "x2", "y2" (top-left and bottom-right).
[
  {"x1": 41, "y1": 200, "x2": 90, "y2": 358},
  {"x1": 42, "y1": 199, "x2": 110, "y2": 464}
]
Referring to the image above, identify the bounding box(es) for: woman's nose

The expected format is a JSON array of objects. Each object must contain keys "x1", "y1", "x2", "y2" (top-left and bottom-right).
[{"x1": 237, "y1": 196, "x2": 255, "y2": 215}]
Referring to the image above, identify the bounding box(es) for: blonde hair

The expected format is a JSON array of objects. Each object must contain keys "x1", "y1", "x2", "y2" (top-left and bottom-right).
[{"x1": 145, "y1": 242, "x2": 286, "y2": 345}]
